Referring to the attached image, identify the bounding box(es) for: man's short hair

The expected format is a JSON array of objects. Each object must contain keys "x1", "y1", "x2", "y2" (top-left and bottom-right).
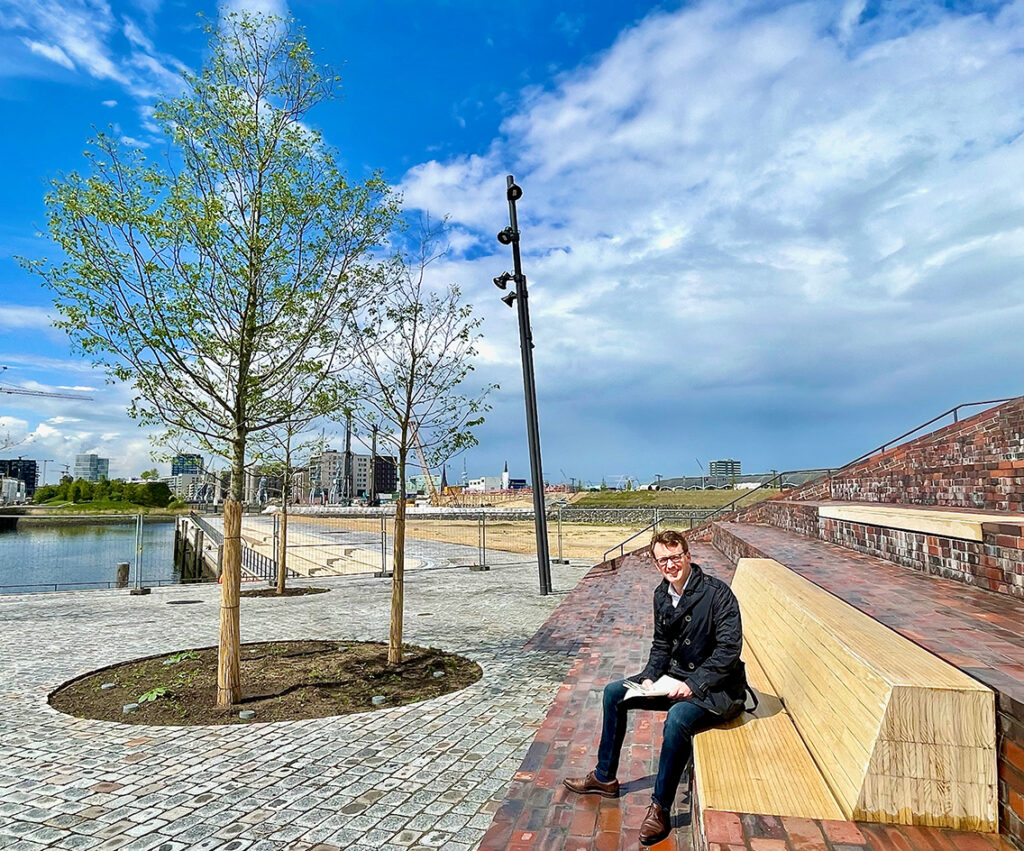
[{"x1": 650, "y1": 529, "x2": 689, "y2": 553}]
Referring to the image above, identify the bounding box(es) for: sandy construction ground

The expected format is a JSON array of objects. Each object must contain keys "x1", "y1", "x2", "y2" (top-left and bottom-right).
[{"x1": 282, "y1": 514, "x2": 648, "y2": 563}]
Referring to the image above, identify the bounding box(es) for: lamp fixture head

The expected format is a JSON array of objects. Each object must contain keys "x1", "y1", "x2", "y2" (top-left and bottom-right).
[
  {"x1": 506, "y1": 182, "x2": 523, "y2": 202},
  {"x1": 497, "y1": 227, "x2": 515, "y2": 245},
  {"x1": 501, "y1": 290, "x2": 518, "y2": 308},
  {"x1": 493, "y1": 271, "x2": 513, "y2": 289}
]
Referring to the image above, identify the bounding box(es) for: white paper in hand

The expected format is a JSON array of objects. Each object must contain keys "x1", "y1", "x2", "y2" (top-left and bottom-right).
[{"x1": 622, "y1": 674, "x2": 685, "y2": 701}]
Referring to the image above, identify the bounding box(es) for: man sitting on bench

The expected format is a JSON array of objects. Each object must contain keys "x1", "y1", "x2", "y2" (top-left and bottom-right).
[{"x1": 563, "y1": 530, "x2": 748, "y2": 846}]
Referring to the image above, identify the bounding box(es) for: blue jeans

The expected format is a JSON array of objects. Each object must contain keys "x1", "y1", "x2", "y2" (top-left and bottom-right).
[{"x1": 594, "y1": 678, "x2": 714, "y2": 809}]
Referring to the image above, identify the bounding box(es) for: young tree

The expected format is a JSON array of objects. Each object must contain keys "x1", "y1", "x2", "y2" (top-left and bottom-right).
[
  {"x1": 26, "y1": 13, "x2": 398, "y2": 705},
  {"x1": 348, "y1": 224, "x2": 493, "y2": 665}
]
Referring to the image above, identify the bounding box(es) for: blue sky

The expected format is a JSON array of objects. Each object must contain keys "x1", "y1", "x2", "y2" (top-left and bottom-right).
[{"x1": 2, "y1": 0, "x2": 1023, "y2": 486}]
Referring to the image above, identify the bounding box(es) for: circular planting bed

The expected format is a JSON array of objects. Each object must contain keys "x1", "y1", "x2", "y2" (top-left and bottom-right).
[
  {"x1": 49, "y1": 640, "x2": 481, "y2": 726},
  {"x1": 238, "y1": 585, "x2": 329, "y2": 599}
]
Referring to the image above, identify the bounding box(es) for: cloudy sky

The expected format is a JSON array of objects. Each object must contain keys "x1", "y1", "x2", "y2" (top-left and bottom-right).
[{"x1": 1, "y1": 0, "x2": 1022, "y2": 487}]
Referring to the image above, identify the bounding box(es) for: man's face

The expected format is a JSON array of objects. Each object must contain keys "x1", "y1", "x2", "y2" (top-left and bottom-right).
[{"x1": 652, "y1": 541, "x2": 691, "y2": 584}]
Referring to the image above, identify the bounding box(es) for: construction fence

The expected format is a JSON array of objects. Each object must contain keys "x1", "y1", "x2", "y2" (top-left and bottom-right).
[{"x1": 220, "y1": 506, "x2": 715, "y2": 580}]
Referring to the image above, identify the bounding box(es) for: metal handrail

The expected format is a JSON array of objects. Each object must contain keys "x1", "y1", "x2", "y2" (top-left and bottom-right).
[
  {"x1": 599, "y1": 395, "x2": 1021, "y2": 566},
  {"x1": 189, "y1": 511, "x2": 224, "y2": 545},
  {"x1": 836, "y1": 398, "x2": 1014, "y2": 470},
  {"x1": 601, "y1": 467, "x2": 834, "y2": 564},
  {"x1": 696, "y1": 467, "x2": 836, "y2": 527}
]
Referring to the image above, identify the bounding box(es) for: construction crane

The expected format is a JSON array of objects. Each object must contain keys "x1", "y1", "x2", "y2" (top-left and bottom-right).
[
  {"x1": 410, "y1": 423, "x2": 440, "y2": 506},
  {"x1": 1, "y1": 366, "x2": 93, "y2": 401}
]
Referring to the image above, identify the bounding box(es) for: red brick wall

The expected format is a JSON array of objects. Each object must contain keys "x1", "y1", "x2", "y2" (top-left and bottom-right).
[
  {"x1": 731, "y1": 499, "x2": 1024, "y2": 598},
  {"x1": 777, "y1": 397, "x2": 1024, "y2": 510}
]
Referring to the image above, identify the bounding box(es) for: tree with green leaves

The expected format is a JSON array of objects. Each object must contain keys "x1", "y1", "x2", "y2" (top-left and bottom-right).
[
  {"x1": 347, "y1": 223, "x2": 493, "y2": 665},
  {"x1": 25, "y1": 12, "x2": 398, "y2": 705}
]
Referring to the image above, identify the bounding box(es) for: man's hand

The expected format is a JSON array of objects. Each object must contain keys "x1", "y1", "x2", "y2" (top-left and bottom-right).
[
  {"x1": 661, "y1": 676, "x2": 692, "y2": 699},
  {"x1": 642, "y1": 679, "x2": 654, "y2": 689}
]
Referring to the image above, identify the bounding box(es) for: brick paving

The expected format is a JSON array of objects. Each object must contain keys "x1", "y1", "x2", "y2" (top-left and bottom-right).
[{"x1": 0, "y1": 557, "x2": 593, "y2": 851}]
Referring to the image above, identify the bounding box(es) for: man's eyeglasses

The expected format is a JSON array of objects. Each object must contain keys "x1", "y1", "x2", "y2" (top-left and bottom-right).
[{"x1": 653, "y1": 553, "x2": 688, "y2": 568}]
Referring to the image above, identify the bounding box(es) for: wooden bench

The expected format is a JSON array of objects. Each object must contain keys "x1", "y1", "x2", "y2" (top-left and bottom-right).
[
  {"x1": 815, "y1": 501, "x2": 1024, "y2": 542},
  {"x1": 692, "y1": 557, "x2": 997, "y2": 838}
]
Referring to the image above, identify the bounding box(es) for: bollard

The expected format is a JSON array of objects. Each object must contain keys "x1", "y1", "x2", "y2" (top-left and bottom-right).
[{"x1": 115, "y1": 562, "x2": 130, "y2": 588}]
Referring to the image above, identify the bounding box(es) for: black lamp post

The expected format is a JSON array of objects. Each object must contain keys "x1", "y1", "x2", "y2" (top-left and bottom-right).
[{"x1": 494, "y1": 175, "x2": 553, "y2": 595}]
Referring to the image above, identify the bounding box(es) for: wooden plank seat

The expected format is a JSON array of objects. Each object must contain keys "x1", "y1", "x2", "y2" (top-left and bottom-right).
[
  {"x1": 693, "y1": 557, "x2": 997, "y2": 832},
  {"x1": 815, "y1": 501, "x2": 1024, "y2": 542},
  {"x1": 693, "y1": 645, "x2": 845, "y2": 820}
]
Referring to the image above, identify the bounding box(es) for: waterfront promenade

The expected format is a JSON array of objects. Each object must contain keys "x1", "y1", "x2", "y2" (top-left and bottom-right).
[{"x1": 0, "y1": 558, "x2": 592, "y2": 850}]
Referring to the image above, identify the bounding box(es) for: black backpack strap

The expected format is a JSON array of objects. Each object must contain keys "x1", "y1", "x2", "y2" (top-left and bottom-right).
[{"x1": 744, "y1": 685, "x2": 759, "y2": 713}]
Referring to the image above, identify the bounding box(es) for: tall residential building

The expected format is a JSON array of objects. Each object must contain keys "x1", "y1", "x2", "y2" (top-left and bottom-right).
[
  {"x1": 74, "y1": 454, "x2": 110, "y2": 482},
  {"x1": 171, "y1": 453, "x2": 204, "y2": 475},
  {"x1": 0, "y1": 458, "x2": 38, "y2": 496},
  {"x1": 308, "y1": 450, "x2": 397, "y2": 502},
  {"x1": 709, "y1": 459, "x2": 741, "y2": 479}
]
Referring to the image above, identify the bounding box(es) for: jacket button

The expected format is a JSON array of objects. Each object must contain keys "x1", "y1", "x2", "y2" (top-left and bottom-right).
[
  {"x1": 688, "y1": 663, "x2": 695, "y2": 669},
  {"x1": 685, "y1": 616, "x2": 691, "y2": 622},
  {"x1": 684, "y1": 639, "x2": 690, "y2": 645}
]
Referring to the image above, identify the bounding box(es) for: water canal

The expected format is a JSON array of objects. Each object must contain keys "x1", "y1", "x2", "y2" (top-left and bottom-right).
[{"x1": 0, "y1": 517, "x2": 179, "y2": 593}]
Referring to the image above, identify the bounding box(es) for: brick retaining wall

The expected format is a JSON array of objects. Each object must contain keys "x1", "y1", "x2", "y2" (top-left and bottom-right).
[{"x1": 779, "y1": 397, "x2": 1024, "y2": 510}]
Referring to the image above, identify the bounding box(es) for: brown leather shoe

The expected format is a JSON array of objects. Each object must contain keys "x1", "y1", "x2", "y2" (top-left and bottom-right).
[
  {"x1": 562, "y1": 770, "x2": 620, "y2": 798},
  {"x1": 639, "y1": 800, "x2": 670, "y2": 845}
]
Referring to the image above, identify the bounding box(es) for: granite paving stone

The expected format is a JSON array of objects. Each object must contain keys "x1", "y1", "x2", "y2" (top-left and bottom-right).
[{"x1": 0, "y1": 557, "x2": 590, "y2": 849}]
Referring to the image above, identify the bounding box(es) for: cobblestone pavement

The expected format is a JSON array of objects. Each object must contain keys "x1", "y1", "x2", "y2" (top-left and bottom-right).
[{"x1": 0, "y1": 558, "x2": 593, "y2": 851}]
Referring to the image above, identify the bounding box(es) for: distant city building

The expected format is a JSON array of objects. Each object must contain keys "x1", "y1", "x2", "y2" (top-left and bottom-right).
[
  {"x1": 162, "y1": 473, "x2": 205, "y2": 500},
  {"x1": 465, "y1": 464, "x2": 528, "y2": 492},
  {"x1": 0, "y1": 458, "x2": 38, "y2": 496},
  {"x1": 709, "y1": 459, "x2": 741, "y2": 479},
  {"x1": 171, "y1": 453, "x2": 204, "y2": 476},
  {"x1": 308, "y1": 450, "x2": 398, "y2": 503},
  {"x1": 0, "y1": 476, "x2": 27, "y2": 504},
  {"x1": 466, "y1": 476, "x2": 503, "y2": 493},
  {"x1": 74, "y1": 454, "x2": 109, "y2": 482}
]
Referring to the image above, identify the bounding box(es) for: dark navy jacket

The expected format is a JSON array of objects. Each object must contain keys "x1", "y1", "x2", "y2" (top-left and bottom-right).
[{"x1": 635, "y1": 562, "x2": 748, "y2": 718}]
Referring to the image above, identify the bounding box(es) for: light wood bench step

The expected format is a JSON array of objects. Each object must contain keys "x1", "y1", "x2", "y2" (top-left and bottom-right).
[
  {"x1": 693, "y1": 645, "x2": 844, "y2": 820},
  {"x1": 815, "y1": 502, "x2": 1024, "y2": 542},
  {"x1": 731, "y1": 558, "x2": 997, "y2": 830}
]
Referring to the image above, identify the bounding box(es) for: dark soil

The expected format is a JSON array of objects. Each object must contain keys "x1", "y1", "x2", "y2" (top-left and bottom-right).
[
  {"x1": 238, "y1": 586, "x2": 329, "y2": 598},
  {"x1": 49, "y1": 640, "x2": 481, "y2": 726}
]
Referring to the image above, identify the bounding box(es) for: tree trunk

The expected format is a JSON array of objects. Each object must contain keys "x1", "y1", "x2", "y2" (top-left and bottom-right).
[
  {"x1": 217, "y1": 495, "x2": 242, "y2": 706},
  {"x1": 277, "y1": 438, "x2": 290, "y2": 595},
  {"x1": 277, "y1": 498, "x2": 288, "y2": 594},
  {"x1": 388, "y1": 449, "x2": 407, "y2": 666}
]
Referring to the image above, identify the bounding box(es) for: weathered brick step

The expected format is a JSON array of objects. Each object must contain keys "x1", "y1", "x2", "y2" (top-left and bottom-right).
[
  {"x1": 739, "y1": 498, "x2": 1024, "y2": 596},
  {"x1": 710, "y1": 520, "x2": 1024, "y2": 849}
]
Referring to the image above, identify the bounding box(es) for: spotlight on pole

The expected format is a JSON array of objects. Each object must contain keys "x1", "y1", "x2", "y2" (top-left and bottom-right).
[{"x1": 491, "y1": 175, "x2": 553, "y2": 596}]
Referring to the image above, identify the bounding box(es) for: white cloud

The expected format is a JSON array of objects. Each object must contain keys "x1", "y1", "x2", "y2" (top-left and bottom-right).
[
  {"x1": 122, "y1": 17, "x2": 153, "y2": 52},
  {"x1": 21, "y1": 37, "x2": 73, "y2": 69},
  {"x1": 101, "y1": 98, "x2": 117, "y2": 107},
  {"x1": 219, "y1": 0, "x2": 287, "y2": 17},
  {"x1": 400, "y1": 0, "x2": 1024, "y2": 476},
  {"x1": 0, "y1": 303, "x2": 52, "y2": 330},
  {"x1": 2, "y1": 0, "x2": 183, "y2": 105}
]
